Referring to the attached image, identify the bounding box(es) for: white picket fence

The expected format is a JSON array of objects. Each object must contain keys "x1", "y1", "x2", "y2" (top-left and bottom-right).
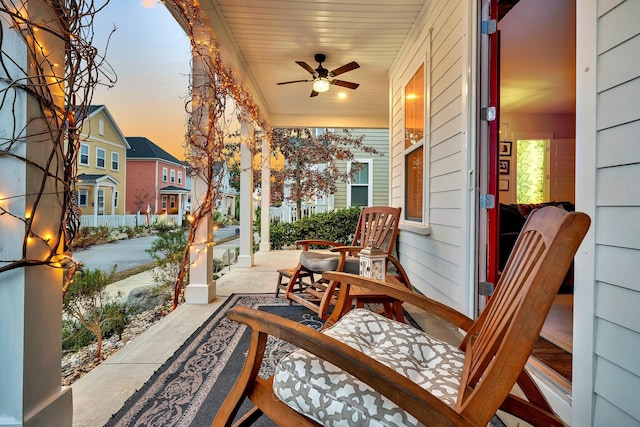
[
  {"x1": 269, "y1": 203, "x2": 330, "y2": 223},
  {"x1": 79, "y1": 214, "x2": 183, "y2": 228}
]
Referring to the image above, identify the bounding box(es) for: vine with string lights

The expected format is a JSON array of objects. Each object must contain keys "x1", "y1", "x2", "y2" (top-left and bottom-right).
[
  {"x1": 0, "y1": 0, "x2": 115, "y2": 292},
  {"x1": 166, "y1": 0, "x2": 271, "y2": 309},
  {"x1": 0, "y1": 0, "x2": 271, "y2": 310}
]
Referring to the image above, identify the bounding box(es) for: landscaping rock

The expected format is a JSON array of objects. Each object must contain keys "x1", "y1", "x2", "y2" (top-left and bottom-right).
[{"x1": 126, "y1": 285, "x2": 170, "y2": 313}]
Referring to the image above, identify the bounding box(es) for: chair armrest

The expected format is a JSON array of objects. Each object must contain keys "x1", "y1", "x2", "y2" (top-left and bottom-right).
[
  {"x1": 295, "y1": 239, "x2": 344, "y2": 250},
  {"x1": 323, "y1": 271, "x2": 475, "y2": 332},
  {"x1": 227, "y1": 306, "x2": 458, "y2": 426},
  {"x1": 329, "y1": 245, "x2": 364, "y2": 256}
]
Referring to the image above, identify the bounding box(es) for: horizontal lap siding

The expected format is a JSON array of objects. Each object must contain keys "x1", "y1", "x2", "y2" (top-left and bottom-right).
[
  {"x1": 390, "y1": 0, "x2": 468, "y2": 311},
  {"x1": 593, "y1": 0, "x2": 640, "y2": 423}
]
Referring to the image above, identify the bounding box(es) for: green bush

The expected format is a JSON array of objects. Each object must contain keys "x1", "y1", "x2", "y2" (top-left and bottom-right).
[
  {"x1": 269, "y1": 207, "x2": 361, "y2": 249},
  {"x1": 62, "y1": 319, "x2": 95, "y2": 353}
]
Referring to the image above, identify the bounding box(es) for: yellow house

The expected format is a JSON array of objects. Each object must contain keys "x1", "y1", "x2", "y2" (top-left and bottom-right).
[{"x1": 76, "y1": 105, "x2": 130, "y2": 222}]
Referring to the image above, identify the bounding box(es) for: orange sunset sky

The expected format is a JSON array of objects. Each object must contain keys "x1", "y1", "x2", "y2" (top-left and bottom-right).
[{"x1": 92, "y1": 1, "x2": 191, "y2": 160}]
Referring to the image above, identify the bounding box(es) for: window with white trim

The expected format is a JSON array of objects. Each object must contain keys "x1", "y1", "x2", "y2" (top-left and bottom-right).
[
  {"x1": 96, "y1": 147, "x2": 106, "y2": 169},
  {"x1": 170, "y1": 196, "x2": 176, "y2": 209},
  {"x1": 80, "y1": 144, "x2": 89, "y2": 166},
  {"x1": 78, "y1": 189, "x2": 88, "y2": 207},
  {"x1": 162, "y1": 167, "x2": 168, "y2": 182},
  {"x1": 404, "y1": 62, "x2": 426, "y2": 222},
  {"x1": 114, "y1": 190, "x2": 119, "y2": 208},
  {"x1": 170, "y1": 169, "x2": 175, "y2": 183},
  {"x1": 111, "y1": 152, "x2": 119, "y2": 171},
  {"x1": 347, "y1": 159, "x2": 373, "y2": 207},
  {"x1": 161, "y1": 195, "x2": 167, "y2": 210},
  {"x1": 98, "y1": 118, "x2": 105, "y2": 135},
  {"x1": 97, "y1": 189, "x2": 105, "y2": 214},
  {"x1": 178, "y1": 171, "x2": 183, "y2": 184}
]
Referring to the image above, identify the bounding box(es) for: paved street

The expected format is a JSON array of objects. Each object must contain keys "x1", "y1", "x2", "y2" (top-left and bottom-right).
[{"x1": 73, "y1": 226, "x2": 240, "y2": 272}]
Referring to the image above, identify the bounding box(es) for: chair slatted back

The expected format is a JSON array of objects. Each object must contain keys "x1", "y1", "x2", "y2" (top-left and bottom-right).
[
  {"x1": 456, "y1": 206, "x2": 590, "y2": 423},
  {"x1": 353, "y1": 206, "x2": 401, "y2": 256}
]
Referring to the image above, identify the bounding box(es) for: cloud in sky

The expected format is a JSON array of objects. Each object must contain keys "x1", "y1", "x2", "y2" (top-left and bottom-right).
[{"x1": 141, "y1": 0, "x2": 157, "y2": 8}]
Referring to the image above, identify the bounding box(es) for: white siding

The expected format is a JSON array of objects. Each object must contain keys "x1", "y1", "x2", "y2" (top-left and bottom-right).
[
  {"x1": 582, "y1": 0, "x2": 640, "y2": 423},
  {"x1": 333, "y1": 128, "x2": 390, "y2": 208},
  {"x1": 389, "y1": 0, "x2": 470, "y2": 312}
]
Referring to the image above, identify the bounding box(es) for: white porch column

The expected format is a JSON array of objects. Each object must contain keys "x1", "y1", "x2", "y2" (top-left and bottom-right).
[
  {"x1": 237, "y1": 123, "x2": 254, "y2": 267},
  {"x1": 93, "y1": 183, "x2": 99, "y2": 226},
  {"x1": 0, "y1": 14, "x2": 72, "y2": 426},
  {"x1": 259, "y1": 135, "x2": 271, "y2": 252},
  {"x1": 185, "y1": 25, "x2": 215, "y2": 303},
  {"x1": 185, "y1": 174, "x2": 215, "y2": 304}
]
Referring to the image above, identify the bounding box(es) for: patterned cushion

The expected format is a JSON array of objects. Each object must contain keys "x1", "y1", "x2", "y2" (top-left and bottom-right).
[
  {"x1": 273, "y1": 309, "x2": 465, "y2": 426},
  {"x1": 300, "y1": 251, "x2": 360, "y2": 274}
]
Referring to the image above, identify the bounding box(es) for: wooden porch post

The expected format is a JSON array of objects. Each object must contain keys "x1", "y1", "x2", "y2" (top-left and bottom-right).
[
  {"x1": 259, "y1": 131, "x2": 271, "y2": 252},
  {"x1": 0, "y1": 8, "x2": 72, "y2": 425},
  {"x1": 237, "y1": 122, "x2": 254, "y2": 267}
]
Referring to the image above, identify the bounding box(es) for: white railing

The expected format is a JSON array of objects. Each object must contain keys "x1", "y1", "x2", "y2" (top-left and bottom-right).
[
  {"x1": 79, "y1": 214, "x2": 183, "y2": 228},
  {"x1": 269, "y1": 202, "x2": 330, "y2": 223}
]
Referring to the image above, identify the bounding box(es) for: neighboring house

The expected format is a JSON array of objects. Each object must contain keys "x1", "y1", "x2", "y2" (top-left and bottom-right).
[
  {"x1": 277, "y1": 128, "x2": 389, "y2": 221},
  {"x1": 125, "y1": 137, "x2": 189, "y2": 216},
  {"x1": 76, "y1": 105, "x2": 130, "y2": 223},
  {"x1": 184, "y1": 161, "x2": 238, "y2": 217}
]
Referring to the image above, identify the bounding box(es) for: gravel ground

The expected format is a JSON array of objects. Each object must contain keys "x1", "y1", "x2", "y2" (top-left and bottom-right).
[{"x1": 61, "y1": 304, "x2": 170, "y2": 386}]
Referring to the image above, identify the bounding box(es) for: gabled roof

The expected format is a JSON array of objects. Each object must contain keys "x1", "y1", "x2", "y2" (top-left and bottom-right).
[
  {"x1": 126, "y1": 137, "x2": 184, "y2": 166},
  {"x1": 77, "y1": 173, "x2": 120, "y2": 185},
  {"x1": 82, "y1": 105, "x2": 131, "y2": 149},
  {"x1": 159, "y1": 185, "x2": 190, "y2": 194}
]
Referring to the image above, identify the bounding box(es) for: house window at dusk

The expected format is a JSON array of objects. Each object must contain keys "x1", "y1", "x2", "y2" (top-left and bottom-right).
[
  {"x1": 404, "y1": 63, "x2": 426, "y2": 222},
  {"x1": 348, "y1": 160, "x2": 372, "y2": 207},
  {"x1": 111, "y1": 152, "x2": 119, "y2": 171},
  {"x1": 97, "y1": 189, "x2": 105, "y2": 214},
  {"x1": 78, "y1": 189, "x2": 88, "y2": 207},
  {"x1": 162, "y1": 195, "x2": 167, "y2": 210},
  {"x1": 170, "y1": 170, "x2": 175, "y2": 183},
  {"x1": 114, "y1": 190, "x2": 119, "y2": 208},
  {"x1": 80, "y1": 144, "x2": 89, "y2": 166},
  {"x1": 178, "y1": 171, "x2": 182, "y2": 184},
  {"x1": 96, "y1": 147, "x2": 106, "y2": 169},
  {"x1": 162, "y1": 167, "x2": 168, "y2": 182}
]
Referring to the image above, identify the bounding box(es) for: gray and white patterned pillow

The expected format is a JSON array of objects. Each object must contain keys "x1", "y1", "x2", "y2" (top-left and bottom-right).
[{"x1": 272, "y1": 309, "x2": 465, "y2": 427}]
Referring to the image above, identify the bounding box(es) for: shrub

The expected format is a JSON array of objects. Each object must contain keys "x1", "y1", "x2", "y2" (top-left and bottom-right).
[
  {"x1": 63, "y1": 266, "x2": 119, "y2": 359},
  {"x1": 146, "y1": 227, "x2": 187, "y2": 289},
  {"x1": 269, "y1": 207, "x2": 361, "y2": 249}
]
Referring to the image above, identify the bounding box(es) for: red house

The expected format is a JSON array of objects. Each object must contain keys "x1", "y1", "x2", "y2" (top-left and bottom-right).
[{"x1": 125, "y1": 137, "x2": 189, "y2": 216}]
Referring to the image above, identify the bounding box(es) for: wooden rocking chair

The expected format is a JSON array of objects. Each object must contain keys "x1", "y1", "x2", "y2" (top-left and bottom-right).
[
  {"x1": 214, "y1": 206, "x2": 590, "y2": 427},
  {"x1": 285, "y1": 206, "x2": 403, "y2": 320}
]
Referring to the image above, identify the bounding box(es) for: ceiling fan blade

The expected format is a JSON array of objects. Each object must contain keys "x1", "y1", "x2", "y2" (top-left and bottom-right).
[
  {"x1": 277, "y1": 79, "x2": 311, "y2": 85},
  {"x1": 296, "y1": 61, "x2": 316, "y2": 75},
  {"x1": 310, "y1": 90, "x2": 319, "y2": 97},
  {"x1": 332, "y1": 80, "x2": 359, "y2": 90},
  {"x1": 330, "y1": 61, "x2": 360, "y2": 77}
]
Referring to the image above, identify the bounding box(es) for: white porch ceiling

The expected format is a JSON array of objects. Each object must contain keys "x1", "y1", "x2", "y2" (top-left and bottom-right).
[
  {"x1": 198, "y1": 0, "x2": 426, "y2": 128},
  {"x1": 191, "y1": 0, "x2": 575, "y2": 129}
]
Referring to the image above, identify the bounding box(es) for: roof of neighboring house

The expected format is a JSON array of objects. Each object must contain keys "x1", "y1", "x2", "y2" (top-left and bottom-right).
[
  {"x1": 80, "y1": 105, "x2": 131, "y2": 149},
  {"x1": 159, "y1": 185, "x2": 190, "y2": 194},
  {"x1": 126, "y1": 137, "x2": 184, "y2": 166},
  {"x1": 77, "y1": 173, "x2": 120, "y2": 185}
]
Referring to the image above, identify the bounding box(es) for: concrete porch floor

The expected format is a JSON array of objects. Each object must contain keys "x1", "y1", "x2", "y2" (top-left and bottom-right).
[{"x1": 70, "y1": 248, "x2": 524, "y2": 427}]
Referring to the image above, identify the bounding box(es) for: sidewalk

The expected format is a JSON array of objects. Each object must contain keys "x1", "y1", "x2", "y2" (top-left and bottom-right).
[
  {"x1": 105, "y1": 237, "x2": 241, "y2": 301},
  {"x1": 71, "y1": 248, "x2": 303, "y2": 427}
]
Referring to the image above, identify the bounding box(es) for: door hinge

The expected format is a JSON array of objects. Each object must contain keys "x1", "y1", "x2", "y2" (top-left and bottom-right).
[
  {"x1": 481, "y1": 19, "x2": 497, "y2": 35},
  {"x1": 479, "y1": 282, "x2": 495, "y2": 296},
  {"x1": 480, "y1": 194, "x2": 495, "y2": 209},
  {"x1": 481, "y1": 106, "x2": 496, "y2": 122}
]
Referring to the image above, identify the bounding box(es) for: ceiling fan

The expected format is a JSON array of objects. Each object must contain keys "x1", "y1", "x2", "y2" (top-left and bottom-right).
[{"x1": 277, "y1": 53, "x2": 360, "y2": 97}]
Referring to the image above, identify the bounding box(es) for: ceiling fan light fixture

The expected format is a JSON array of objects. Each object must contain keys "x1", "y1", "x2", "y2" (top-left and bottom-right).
[{"x1": 313, "y1": 77, "x2": 330, "y2": 93}]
